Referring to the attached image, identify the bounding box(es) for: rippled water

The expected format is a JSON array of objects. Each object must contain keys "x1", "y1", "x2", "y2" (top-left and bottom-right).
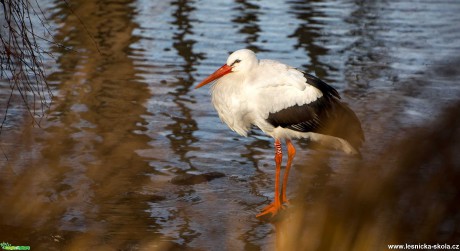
[{"x1": 1, "y1": 0, "x2": 460, "y2": 250}]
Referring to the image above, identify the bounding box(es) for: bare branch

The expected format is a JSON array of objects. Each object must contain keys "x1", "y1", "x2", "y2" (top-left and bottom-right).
[{"x1": 0, "y1": 0, "x2": 54, "y2": 133}]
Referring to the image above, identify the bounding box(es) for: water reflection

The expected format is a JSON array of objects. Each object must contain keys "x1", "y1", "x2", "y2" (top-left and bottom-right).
[
  {"x1": 232, "y1": 0, "x2": 262, "y2": 52},
  {"x1": 343, "y1": 1, "x2": 395, "y2": 89},
  {"x1": 48, "y1": 0, "x2": 162, "y2": 245},
  {"x1": 166, "y1": 0, "x2": 203, "y2": 172},
  {"x1": 288, "y1": 0, "x2": 332, "y2": 78},
  {"x1": 1, "y1": 0, "x2": 169, "y2": 249},
  {"x1": 171, "y1": 0, "x2": 204, "y2": 76}
]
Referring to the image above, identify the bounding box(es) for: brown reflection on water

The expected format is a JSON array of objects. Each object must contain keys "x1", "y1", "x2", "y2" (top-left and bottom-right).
[{"x1": 0, "y1": 0, "x2": 169, "y2": 249}]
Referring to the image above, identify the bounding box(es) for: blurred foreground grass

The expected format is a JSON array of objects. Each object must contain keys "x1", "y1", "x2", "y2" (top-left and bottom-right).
[{"x1": 277, "y1": 100, "x2": 460, "y2": 250}]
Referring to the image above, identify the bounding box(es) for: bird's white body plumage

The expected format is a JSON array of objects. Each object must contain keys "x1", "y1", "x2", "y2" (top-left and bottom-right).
[
  {"x1": 205, "y1": 49, "x2": 359, "y2": 155},
  {"x1": 211, "y1": 51, "x2": 321, "y2": 137}
]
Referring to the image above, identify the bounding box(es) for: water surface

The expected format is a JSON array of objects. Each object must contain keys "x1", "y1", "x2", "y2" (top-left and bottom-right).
[{"x1": 1, "y1": 0, "x2": 459, "y2": 250}]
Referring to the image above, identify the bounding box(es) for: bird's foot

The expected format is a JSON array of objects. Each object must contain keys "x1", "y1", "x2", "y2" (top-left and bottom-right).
[{"x1": 256, "y1": 201, "x2": 286, "y2": 218}]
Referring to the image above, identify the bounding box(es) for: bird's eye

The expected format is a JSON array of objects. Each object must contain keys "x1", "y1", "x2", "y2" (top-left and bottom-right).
[{"x1": 231, "y1": 59, "x2": 241, "y2": 66}]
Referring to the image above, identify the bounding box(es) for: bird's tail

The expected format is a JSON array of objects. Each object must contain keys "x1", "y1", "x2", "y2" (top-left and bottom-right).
[{"x1": 317, "y1": 98, "x2": 365, "y2": 154}]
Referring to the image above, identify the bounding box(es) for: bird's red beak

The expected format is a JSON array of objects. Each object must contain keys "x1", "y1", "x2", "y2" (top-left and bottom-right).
[{"x1": 195, "y1": 64, "x2": 232, "y2": 89}]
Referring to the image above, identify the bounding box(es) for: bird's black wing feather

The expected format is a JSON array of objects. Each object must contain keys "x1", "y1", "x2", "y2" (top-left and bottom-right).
[
  {"x1": 266, "y1": 98, "x2": 328, "y2": 132},
  {"x1": 304, "y1": 72, "x2": 340, "y2": 99},
  {"x1": 266, "y1": 74, "x2": 364, "y2": 150}
]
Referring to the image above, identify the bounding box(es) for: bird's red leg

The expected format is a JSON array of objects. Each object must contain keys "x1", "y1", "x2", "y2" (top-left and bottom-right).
[
  {"x1": 257, "y1": 139, "x2": 283, "y2": 218},
  {"x1": 281, "y1": 139, "x2": 296, "y2": 204}
]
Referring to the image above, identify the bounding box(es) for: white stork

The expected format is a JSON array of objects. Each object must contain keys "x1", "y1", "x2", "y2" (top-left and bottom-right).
[{"x1": 195, "y1": 49, "x2": 364, "y2": 218}]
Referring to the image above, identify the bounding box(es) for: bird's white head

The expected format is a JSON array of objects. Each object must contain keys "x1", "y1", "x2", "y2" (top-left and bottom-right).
[
  {"x1": 195, "y1": 49, "x2": 258, "y2": 89},
  {"x1": 226, "y1": 49, "x2": 257, "y2": 73}
]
